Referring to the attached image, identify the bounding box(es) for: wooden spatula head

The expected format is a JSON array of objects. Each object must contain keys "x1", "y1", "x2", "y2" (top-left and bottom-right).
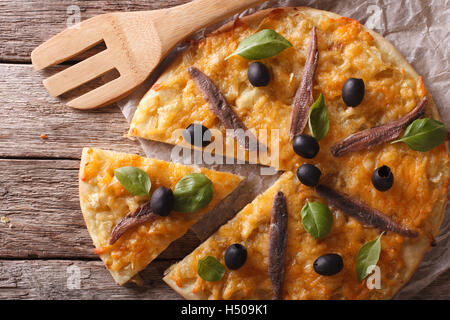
[{"x1": 31, "y1": 0, "x2": 267, "y2": 109}]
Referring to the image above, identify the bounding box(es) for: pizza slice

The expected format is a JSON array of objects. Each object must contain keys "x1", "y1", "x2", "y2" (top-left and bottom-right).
[
  {"x1": 162, "y1": 171, "x2": 301, "y2": 299},
  {"x1": 79, "y1": 147, "x2": 242, "y2": 285}
]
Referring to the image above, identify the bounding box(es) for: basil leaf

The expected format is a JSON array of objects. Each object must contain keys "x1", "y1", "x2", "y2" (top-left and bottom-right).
[
  {"x1": 300, "y1": 201, "x2": 333, "y2": 240},
  {"x1": 114, "y1": 166, "x2": 151, "y2": 196},
  {"x1": 173, "y1": 173, "x2": 213, "y2": 212},
  {"x1": 225, "y1": 29, "x2": 293, "y2": 60},
  {"x1": 391, "y1": 118, "x2": 446, "y2": 152},
  {"x1": 308, "y1": 93, "x2": 329, "y2": 141},
  {"x1": 197, "y1": 256, "x2": 225, "y2": 282},
  {"x1": 356, "y1": 232, "x2": 384, "y2": 282}
]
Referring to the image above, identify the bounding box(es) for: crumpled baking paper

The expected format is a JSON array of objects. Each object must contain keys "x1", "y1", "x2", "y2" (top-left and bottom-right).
[{"x1": 115, "y1": 0, "x2": 449, "y2": 299}]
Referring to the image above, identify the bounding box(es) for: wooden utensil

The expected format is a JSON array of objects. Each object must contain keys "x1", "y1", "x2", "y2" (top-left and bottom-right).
[{"x1": 31, "y1": 0, "x2": 266, "y2": 109}]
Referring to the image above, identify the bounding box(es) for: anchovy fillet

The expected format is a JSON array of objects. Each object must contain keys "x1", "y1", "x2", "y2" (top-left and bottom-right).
[
  {"x1": 315, "y1": 185, "x2": 418, "y2": 237},
  {"x1": 331, "y1": 97, "x2": 427, "y2": 157},
  {"x1": 188, "y1": 66, "x2": 265, "y2": 151},
  {"x1": 268, "y1": 191, "x2": 288, "y2": 300},
  {"x1": 109, "y1": 202, "x2": 157, "y2": 245},
  {"x1": 290, "y1": 26, "x2": 318, "y2": 139}
]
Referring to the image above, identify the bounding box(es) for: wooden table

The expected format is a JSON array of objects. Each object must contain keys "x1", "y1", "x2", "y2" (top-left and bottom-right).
[{"x1": 0, "y1": 0, "x2": 448, "y2": 299}]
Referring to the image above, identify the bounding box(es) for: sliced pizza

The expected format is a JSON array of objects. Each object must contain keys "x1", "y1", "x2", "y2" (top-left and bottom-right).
[
  {"x1": 79, "y1": 147, "x2": 242, "y2": 285},
  {"x1": 127, "y1": 7, "x2": 449, "y2": 299}
]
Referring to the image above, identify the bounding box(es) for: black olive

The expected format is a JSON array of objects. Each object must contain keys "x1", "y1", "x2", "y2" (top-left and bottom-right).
[
  {"x1": 371, "y1": 165, "x2": 394, "y2": 191},
  {"x1": 224, "y1": 243, "x2": 247, "y2": 270},
  {"x1": 313, "y1": 253, "x2": 344, "y2": 276},
  {"x1": 150, "y1": 186, "x2": 174, "y2": 217},
  {"x1": 293, "y1": 134, "x2": 320, "y2": 159},
  {"x1": 247, "y1": 62, "x2": 271, "y2": 87},
  {"x1": 183, "y1": 123, "x2": 212, "y2": 147},
  {"x1": 296, "y1": 164, "x2": 322, "y2": 187},
  {"x1": 342, "y1": 78, "x2": 365, "y2": 107}
]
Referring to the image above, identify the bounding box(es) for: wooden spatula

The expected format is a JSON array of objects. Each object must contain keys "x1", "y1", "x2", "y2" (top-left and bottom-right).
[{"x1": 31, "y1": 0, "x2": 266, "y2": 109}]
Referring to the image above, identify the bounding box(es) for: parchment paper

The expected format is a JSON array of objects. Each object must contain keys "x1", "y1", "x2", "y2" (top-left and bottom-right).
[{"x1": 115, "y1": 0, "x2": 450, "y2": 299}]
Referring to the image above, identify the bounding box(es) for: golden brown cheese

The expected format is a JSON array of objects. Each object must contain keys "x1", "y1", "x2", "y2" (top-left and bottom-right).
[
  {"x1": 131, "y1": 7, "x2": 449, "y2": 299},
  {"x1": 79, "y1": 148, "x2": 242, "y2": 285}
]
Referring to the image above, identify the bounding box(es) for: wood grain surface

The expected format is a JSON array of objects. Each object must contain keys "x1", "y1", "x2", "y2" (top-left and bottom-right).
[{"x1": 0, "y1": 0, "x2": 448, "y2": 300}]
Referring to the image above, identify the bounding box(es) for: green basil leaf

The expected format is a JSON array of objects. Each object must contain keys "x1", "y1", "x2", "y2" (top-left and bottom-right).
[
  {"x1": 308, "y1": 93, "x2": 329, "y2": 141},
  {"x1": 300, "y1": 201, "x2": 333, "y2": 240},
  {"x1": 391, "y1": 118, "x2": 446, "y2": 151},
  {"x1": 173, "y1": 173, "x2": 213, "y2": 212},
  {"x1": 114, "y1": 166, "x2": 151, "y2": 196},
  {"x1": 197, "y1": 256, "x2": 225, "y2": 282},
  {"x1": 356, "y1": 232, "x2": 384, "y2": 282},
  {"x1": 225, "y1": 29, "x2": 293, "y2": 60}
]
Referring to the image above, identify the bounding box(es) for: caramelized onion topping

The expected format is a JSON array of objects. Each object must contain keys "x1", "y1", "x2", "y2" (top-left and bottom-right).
[
  {"x1": 315, "y1": 184, "x2": 418, "y2": 237},
  {"x1": 268, "y1": 191, "x2": 288, "y2": 300},
  {"x1": 290, "y1": 26, "x2": 318, "y2": 139},
  {"x1": 188, "y1": 67, "x2": 264, "y2": 151},
  {"x1": 109, "y1": 202, "x2": 158, "y2": 245},
  {"x1": 331, "y1": 97, "x2": 427, "y2": 157}
]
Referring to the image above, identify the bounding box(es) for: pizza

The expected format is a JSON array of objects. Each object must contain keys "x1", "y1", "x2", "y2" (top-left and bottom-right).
[
  {"x1": 125, "y1": 7, "x2": 449, "y2": 299},
  {"x1": 79, "y1": 147, "x2": 242, "y2": 285}
]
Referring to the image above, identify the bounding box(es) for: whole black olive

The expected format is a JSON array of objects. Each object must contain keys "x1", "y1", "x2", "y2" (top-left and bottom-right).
[
  {"x1": 296, "y1": 164, "x2": 322, "y2": 187},
  {"x1": 150, "y1": 186, "x2": 174, "y2": 217},
  {"x1": 313, "y1": 253, "x2": 344, "y2": 276},
  {"x1": 293, "y1": 134, "x2": 320, "y2": 159},
  {"x1": 248, "y1": 62, "x2": 271, "y2": 87},
  {"x1": 372, "y1": 165, "x2": 394, "y2": 191},
  {"x1": 224, "y1": 243, "x2": 247, "y2": 270},
  {"x1": 342, "y1": 78, "x2": 365, "y2": 107},
  {"x1": 183, "y1": 123, "x2": 212, "y2": 147}
]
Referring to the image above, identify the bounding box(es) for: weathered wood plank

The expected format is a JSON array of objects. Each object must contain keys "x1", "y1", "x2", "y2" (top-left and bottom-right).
[
  {"x1": 0, "y1": 0, "x2": 190, "y2": 63},
  {"x1": 0, "y1": 159, "x2": 201, "y2": 259},
  {"x1": 0, "y1": 259, "x2": 182, "y2": 299},
  {"x1": 0, "y1": 63, "x2": 142, "y2": 158}
]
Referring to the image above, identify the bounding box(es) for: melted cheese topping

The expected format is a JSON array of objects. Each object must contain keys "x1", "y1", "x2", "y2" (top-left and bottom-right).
[
  {"x1": 79, "y1": 148, "x2": 242, "y2": 285},
  {"x1": 130, "y1": 8, "x2": 448, "y2": 299}
]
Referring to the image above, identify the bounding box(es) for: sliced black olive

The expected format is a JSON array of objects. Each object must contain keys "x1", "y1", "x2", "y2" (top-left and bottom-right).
[
  {"x1": 296, "y1": 164, "x2": 322, "y2": 187},
  {"x1": 313, "y1": 253, "x2": 344, "y2": 276},
  {"x1": 372, "y1": 165, "x2": 394, "y2": 191},
  {"x1": 342, "y1": 78, "x2": 365, "y2": 107},
  {"x1": 293, "y1": 134, "x2": 320, "y2": 159},
  {"x1": 150, "y1": 186, "x2": 174, "y2": 217},
  {"x1": 224, "y1": 243, "x2": 247, "y2": 270},
  {"x1": 248, "y1": 62, "x2": 271, "y2": 87},
  {"x1": 183, "y1": 123, "x2": 212, "y2": 147}
]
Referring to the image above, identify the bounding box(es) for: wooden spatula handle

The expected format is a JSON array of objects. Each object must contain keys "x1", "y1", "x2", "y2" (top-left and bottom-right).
[{"x1": 152, "y1": 0, "x2": 267, "y2": 52}]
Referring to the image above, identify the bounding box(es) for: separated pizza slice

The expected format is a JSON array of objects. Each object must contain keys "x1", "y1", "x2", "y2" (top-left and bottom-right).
[{"x1": 79, "y1": 147, "x2": 243, "y2": 285}]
